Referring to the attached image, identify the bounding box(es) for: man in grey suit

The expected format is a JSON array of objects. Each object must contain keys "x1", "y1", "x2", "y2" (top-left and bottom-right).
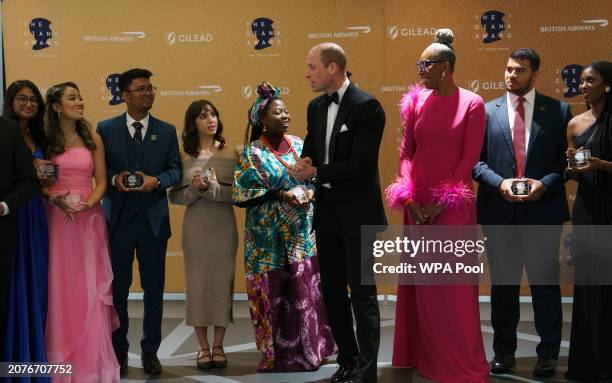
[{"x1": 473, "y1": 48, "x2": 572, "y2": 378}]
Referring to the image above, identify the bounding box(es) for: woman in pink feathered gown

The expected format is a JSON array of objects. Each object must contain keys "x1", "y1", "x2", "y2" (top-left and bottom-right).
[{"x1": 387, "y1": 30, "x2": 489, "y2": 383}]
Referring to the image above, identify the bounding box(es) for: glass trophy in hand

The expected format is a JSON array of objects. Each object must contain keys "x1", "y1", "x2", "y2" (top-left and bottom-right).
[
  {"x1": 289, "y1": 185, "x2": 310, "y2": 204},
  {"x1": 37, "y1": 163, "x2": 59, "y2": 185},
  {"x1": 573, "y1": 148, "x2": 591, "y2": 168},
  {"x1": 511, "y1": 180, "x2": 530, "y2": 196},
  {"x1": 123, "y1": 173, "x2": 144, "y2": 189}
]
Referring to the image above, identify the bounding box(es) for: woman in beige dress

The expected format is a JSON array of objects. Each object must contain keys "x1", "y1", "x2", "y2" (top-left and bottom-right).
[{"x1": 169, "y1": 99, "x2": 238, "y2": 369}]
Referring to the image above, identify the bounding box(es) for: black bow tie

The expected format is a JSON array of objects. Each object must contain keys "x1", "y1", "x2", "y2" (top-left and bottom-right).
[{"x1": 324, "y1": 92, "x2": 339, "y2": 107}]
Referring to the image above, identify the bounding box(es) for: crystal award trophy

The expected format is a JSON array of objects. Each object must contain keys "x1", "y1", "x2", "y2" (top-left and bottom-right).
[
  {"x1": 123, "y1": 173, "x2": 144, "y2": 189},
  {"x1": 574, "y1": 148, "x2": 591, "y2": 168},
  {"x1": 289, "y1": 185, "x2": 310, "y2": 203},
  {"x1": 511, "y1": 180, "x2": 530, "y2": 196}
]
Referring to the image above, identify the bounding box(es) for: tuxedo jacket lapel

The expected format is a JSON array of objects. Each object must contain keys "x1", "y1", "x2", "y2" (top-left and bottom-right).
[
  {"x1": 115, "y1": 113, "x2": 129, "y2": 170},
  {"x1": 494, "y1": 96, "x2": 515, "y2": 162},
  {"x1": 315, "y1": 98, "x2": 328, "y2": 165},
  {"x1": 328, "y1": 83, "x2": 353, "y2": 162}
]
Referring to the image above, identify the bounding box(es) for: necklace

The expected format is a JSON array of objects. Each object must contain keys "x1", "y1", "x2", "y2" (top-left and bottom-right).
[
  {"x1": 260, "y1": 135, "x2": 298, "y2": 168},
  {"x1": 66, "y1": 131, "x2": 79, "y2": 145}
]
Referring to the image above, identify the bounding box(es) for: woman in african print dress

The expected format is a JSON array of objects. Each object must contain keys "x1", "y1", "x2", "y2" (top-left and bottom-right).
[{"x1": 233, "y1": 82, "x2": 335, "y2": 372}]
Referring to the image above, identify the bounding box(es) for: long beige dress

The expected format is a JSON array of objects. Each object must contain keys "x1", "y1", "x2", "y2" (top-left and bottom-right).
[{"x1": 169, "y1": 148, "x2": 238, "y2": 327}]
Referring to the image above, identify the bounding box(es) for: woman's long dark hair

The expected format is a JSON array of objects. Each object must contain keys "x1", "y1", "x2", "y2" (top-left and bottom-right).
[
  {"x1": 45, "y1": 82, "x2": 96, "y2": 158},
  {"x1": 3, "y1": 80, "x2": 46, "y2": 153},
  {"x1": 585, "y1": 61, "x2": 612, "y2": 224},
  {"x1": 182, "y1": 99, "x2": 225, "y2": 157}
]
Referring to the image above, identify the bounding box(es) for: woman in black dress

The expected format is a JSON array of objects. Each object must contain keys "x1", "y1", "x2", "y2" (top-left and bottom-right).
[{"x1": 565, "y1": 61, "x2": 612, "y2": 382}]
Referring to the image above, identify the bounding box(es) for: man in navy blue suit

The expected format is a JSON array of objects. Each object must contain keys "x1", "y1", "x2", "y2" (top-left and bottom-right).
[
  {"x1": 473, "y1": 49, "x2": 571, "y2": 378},
  {"x1": 97, "y1": 68, "x2": 181, "y2": 376}
]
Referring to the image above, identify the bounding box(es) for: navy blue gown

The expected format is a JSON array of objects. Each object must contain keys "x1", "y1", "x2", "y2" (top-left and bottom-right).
[{"x1": 3, "y1": 148, "x2": 49, "y2": 383}]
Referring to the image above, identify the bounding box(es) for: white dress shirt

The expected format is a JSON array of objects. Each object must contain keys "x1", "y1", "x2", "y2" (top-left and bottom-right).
[
  {"x1": 126, "y1": 112, "x2": 150, "y2": 139},
  {"x1": 506, "y1": 88, "x2": 536, "y2": 151},
  {"x1": 322, "y1": 77, "x2": 350, "y2": 188}
]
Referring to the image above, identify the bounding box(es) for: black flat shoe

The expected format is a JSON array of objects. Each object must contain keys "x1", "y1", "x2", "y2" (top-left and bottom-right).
[{"x1": 490, "y1": 354, "x2": 515, "y2": 374}]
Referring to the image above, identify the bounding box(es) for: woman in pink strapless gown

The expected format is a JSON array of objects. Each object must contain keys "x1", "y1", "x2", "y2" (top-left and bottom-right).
[
  {"x1": 386, "y1": 30, "x2": 489, "y2": 383},
  {"x1": 43, "y1": 82, "x2": 119, "y2": 382}
]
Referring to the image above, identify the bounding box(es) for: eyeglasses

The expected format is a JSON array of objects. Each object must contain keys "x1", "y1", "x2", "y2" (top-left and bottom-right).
[
  {"x1": 126, "y1": 86, "x2": 157, "y2": 96},
  {"x1": 14, "y1": 95, "x2": 39, "y2": 105},
  {"x1": 416, "y1": 59, "x2": 442, "y2": 72}
]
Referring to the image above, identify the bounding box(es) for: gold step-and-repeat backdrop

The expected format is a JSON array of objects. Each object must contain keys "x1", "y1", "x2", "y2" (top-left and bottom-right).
[{"x1": 3, "y1": 0, "x2": 610, "y2": 295}]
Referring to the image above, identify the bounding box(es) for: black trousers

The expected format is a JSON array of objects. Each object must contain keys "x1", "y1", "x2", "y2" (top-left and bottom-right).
[
  {"x1": 0, "y1": 246, "x2": 14, "y2": 362},
  {"x1": 315, "y1": 190, "x2": 380, "y2": 383},
  {"x1": 485, "y1": 223, "x2": 563, "y2": 359},
  {"x1": 109, "y1": 214, "x2": 167, "y2": 358}
]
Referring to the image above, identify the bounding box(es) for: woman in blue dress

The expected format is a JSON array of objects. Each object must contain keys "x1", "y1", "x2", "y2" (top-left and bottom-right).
[{"x1": 2, "y1": 80, "x2": 50, "y2": 382}]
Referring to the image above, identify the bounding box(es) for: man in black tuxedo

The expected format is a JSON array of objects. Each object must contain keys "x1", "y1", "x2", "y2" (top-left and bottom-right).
[
  {"x1": 0, "y1": 117, "x2": 39, "y2": 360},
  {"x1": 288, "y1": 43, "x2": 387, "y2": 383}
]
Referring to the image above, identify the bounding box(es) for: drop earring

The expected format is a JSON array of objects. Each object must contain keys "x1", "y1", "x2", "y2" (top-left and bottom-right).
[
  {"x1": 57, "y1": 111, "x2": 61, "y2": 120},
  {"x1": 606, "y1": 86, "x2": 611, "y2": 93}
]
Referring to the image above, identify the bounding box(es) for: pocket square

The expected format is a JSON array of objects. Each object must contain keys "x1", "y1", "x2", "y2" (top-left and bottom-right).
[{"x1": 339, "y1": 124, "x2": 349, "y2": 133}]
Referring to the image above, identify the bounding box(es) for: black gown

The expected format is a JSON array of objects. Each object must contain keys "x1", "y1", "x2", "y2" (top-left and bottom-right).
[{"x1": 566, "y1": 123, "x2": 612, "y2": 382}]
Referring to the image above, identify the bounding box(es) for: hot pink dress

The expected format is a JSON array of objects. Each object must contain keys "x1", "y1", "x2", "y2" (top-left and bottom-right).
[
  {"x1": 387, "y1": 87, "x2": 489, "y2": 383},
  {"x1": 45, "y1": 148, "x2": 119, "y2": 382}
]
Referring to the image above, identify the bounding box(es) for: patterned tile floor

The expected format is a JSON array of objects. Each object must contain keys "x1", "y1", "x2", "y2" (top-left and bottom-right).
[{"x1": 119, "y1": 298, "x2": 573, "y2": 382}]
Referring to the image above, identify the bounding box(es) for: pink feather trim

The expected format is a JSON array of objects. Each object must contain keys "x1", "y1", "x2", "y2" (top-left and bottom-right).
[
  {"x1": 431, "y1": 180, "x2": 474, "y2": 210},
  {"x1": 385, "y1": 176, "x2": 414, "y2": 210},
  {"x1": 399, "y1": 83, "x2": 423, "y2": 123}
]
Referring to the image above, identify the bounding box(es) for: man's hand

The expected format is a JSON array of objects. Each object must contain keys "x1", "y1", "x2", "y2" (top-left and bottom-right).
[
  {"x1": 287, "y1": 157, "x2": 316, "y2": 181},
  {"x1": 0, "y1": 203, "x2": 5, "y2": 216},
  {"x1": 134, "y1": 171, "x2": 159, "y2": 193},
  {"x1": 521, "y1": 179, "x2": 545, "y2": 202},
  {"x1": 115, "y1": 171, "x2": 131, "y2": 193},
  {"x1": 499, "y1": 179, "x2": 525, "y2": 203}
]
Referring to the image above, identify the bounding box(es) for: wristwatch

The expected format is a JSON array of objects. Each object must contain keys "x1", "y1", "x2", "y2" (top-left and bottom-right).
[
  {"x1": 154, "y1": 177, "x2": 161, "y2": 190},
  {"x1": 310, "y1": 167, "x2": 318, "y2": 183}
]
